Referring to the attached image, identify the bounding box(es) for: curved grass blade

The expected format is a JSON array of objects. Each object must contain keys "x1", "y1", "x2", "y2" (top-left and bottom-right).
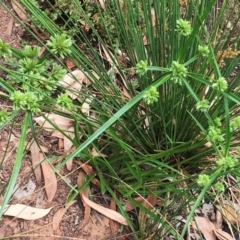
[{"x1": 0, "y1": 112, "x2": 30, "y2": 218}]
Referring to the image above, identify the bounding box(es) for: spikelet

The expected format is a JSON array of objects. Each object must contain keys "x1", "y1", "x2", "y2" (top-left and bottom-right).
[
  {"x1": 179, "y1": 0, "x2": 188, "y2": 6},
  {"x1": 216, "y1": 47, "x2": 240, "y2": 67}
]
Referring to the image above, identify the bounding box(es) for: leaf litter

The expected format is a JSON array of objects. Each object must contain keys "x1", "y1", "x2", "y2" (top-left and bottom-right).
[
  {"x1": 0, "y1": 6, "x2": 112, "y2": 240},
  {"x1": 1, "y1": 204, "x2": 52, "y2": 220},
  {"x1": 77, "y1": 170, "x2": 91, "y2": 229},
  {"x1": 41, "y1": 159, "x2": 57, "y2": 203},
  {"x1": 2, "y1": 5, "x2": 240, "y2": 239}
]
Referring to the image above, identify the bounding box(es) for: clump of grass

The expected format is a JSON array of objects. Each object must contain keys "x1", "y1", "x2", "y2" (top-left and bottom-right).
[{"x1": 1, "y1": 0, "x2": 240, "y2": 239}]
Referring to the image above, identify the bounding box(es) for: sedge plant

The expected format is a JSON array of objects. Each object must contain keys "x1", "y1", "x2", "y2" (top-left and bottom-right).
[{"x1": 1, "y1": 0, "x2": 240, "y2": 239}]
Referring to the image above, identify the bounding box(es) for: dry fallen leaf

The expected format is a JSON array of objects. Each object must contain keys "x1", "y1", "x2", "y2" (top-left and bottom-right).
[
  {"x1": 81, "y1": 96, "x2": 95, "y2": 116},
  {"x1": 38, "y1": 47, "x2": 46, "y2": 57},
  {"x1": 124, "y1": 197, "x2": 145, "y2": 212},
  {"x1": 10, "y1": 135, "x2": 48, "y2": 153},
  {"x1": 98, "y1": 0, "x2": 105, "y2": 10},
  {"x1": 74, "y1": 161, "x2": 93, "y2": 175},
  {"x1": 52, "y1": 201, "x2": 76, "y2": 232},
  {"x1": 214, "y1": 209, "x2": 223, "y2": 229},
  {"x1": 51, "y1": 131, "x2": 64, "y2": 139},
  {"x1": 143, "y1": 195, "x2": 157, "y2": 209},
  {"x1": 65, "y1": 59, "x2": 76, "y2": 69},
  {"x1": 41, "y1": 160, "x2": 57, "y2": 203},
  {"x1": 64, "y1": 126, "x2": 75, "y2": 171},
  {"x1": 90, "y1": 147, "x2": 107, "y2": 158},
  {"x1": 74, "y1": 161, "x2": 100, "y2": 186},
  {"x1": 34, "y1": 114, "x2": 73, "y2": 131},
  {"x1": 2, "y1": 204, "x2": 52, "y2": 220},
  {"x1": 60, "y1": 69, "x2": 86, "y2": 99},
  {"x1": 58, "y1": 138, "x2": 64, "y2": 150},
  {"x1": 194, "y1": 216, "x2": 216, "y2": 240},
  {"x1": 214, "y1": 229, "x2": 234, "y2": 240},
  {"x1": 77, "y1": 171, "x2": 91, "y2": 229},
  {"x1": 6, "y1": 16, "x2": 14, "y2": 36},
  {"x1": 82, "y1": 72, "x2": 92, "y2": 86},
  {"x1": 30, "y1": 140, "x2": 43, "y2": 185},
  {"x1": 221, "y1": 204, "x2": 238, "y2": 224},
  {"x1": 81, "y1": 194, "x2": 128, "y2": 226},
  {"x1": 109, "y1": 198, "x2": 120, "y2": 235},
  {"x1": 11, "y1": 0, "x2": 29, "y2": 22},
  {"x1": 151, "y1": 7, "x2": 156, "y2": 26}
]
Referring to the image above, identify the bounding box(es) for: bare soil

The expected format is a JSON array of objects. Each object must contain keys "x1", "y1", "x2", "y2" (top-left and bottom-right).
[{"x1": 0, "y1": 2, "x2": 130, "y2": 240}]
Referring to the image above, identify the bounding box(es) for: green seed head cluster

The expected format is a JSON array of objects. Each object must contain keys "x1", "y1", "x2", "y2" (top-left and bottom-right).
[
  {"x1": 216, "y1": 156, "x2": 238, "y2": 169},
  {"x1": 176, "y1": 19, "x2": 192, "y2": 36},
  {"x1": 0, "y1": 110, "x2": 9, "y2": 125},
  {"x1": 214, "y1": 182, "x2": 225, "y2": 192},
  {"x1": 143, "y1": 86, "x2": 159, "y2": 105},
  {"x1": 207, "y1": 126, "x2": 224, "y2": 142},
  {"x1": 170, "y1": 61, "x2": 187, "y2": 85},
  {"x1": 230, "y1": 116, "x2": 240, "y2": 131},
  {"x1": 214, "y1": 118, "x2": 222, "y2": 127},
  {"x1": 197, "y1": 174, "x2": 210, "y2": 187},
  {"x1": 57, "y1": 93, "x2": 73, "y2": 109},
  {"x1": 196, "y1": 99, "x2": 210, "y2": 112},
  {"x1": 21, "y1": 45, "x2": 40, "y2": 58},
  {"x1": 0, "y1": 39, "x2": 12, "y2": 58},
  {"x1": 47, "y1": 34, "x2": 73, "y2": 58},
  {"x1": 19, "y1": 58, "x2": 45, "y2": 74},
  {"x1": 136, "y1": 60, "x2": 148, "y2": 76},
  {"x1": 212, "y1": 77, "x2": 228, "y2": 91},
  {"x1": 10, "y1": 91, "x2": 40, "y2": 112},
  {"x1": 198, "y1": 45, "x2": 210, "y2": 57}
]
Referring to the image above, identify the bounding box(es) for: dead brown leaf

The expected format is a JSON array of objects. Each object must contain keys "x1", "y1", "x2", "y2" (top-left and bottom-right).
[
  {"x1": 194, "y1": 216, "x2": 216, "y2": 240},
  {"x1": 41, "y1": 161, "x2": 57, "y2": 203},
  {"x1": 6, "y1": 16, "x2": 14, "y2": 36},
  {"x1": 11, "y1": 0, "x2": 29, "y2": 22},
  {"x1": 221, "y1": 204, "x2": 238, "y2": 224},
  {"x1": 58, "y1": 138, "x2": 64, "y2": 150},
  {"x1": 74, "y1": 161, "x2": 100, "y2": 186},
  {"x1": 30, "y1": 141, "x2": 43, "y2": 185},
  {"x1": 214, "y1": 229, "x2": 234, "y2": 240},
  {"x1": 81, "y1": 194, "x2": 128, "y2": 226},
  {"x1": 124, "y1": 196, "x2": 144, "y2": 212},
  {"x1": 75, "y1": 161, "x2": 93, "y2": 175},
  {"x1": 81, "y1": 96, "x2": 94, "y2": 116},
  {"x1": 60, "y1": 69, "x2": 86, "y2": 99},
  {"x1": 91, "y1": 178, "x2": 100, "y2": 186},
  {"x1": 109, "y1": 198, "x2": 120, "y2": 235},
  {"x1": 81, "y1": 72, "x2": 93, "y2": 86},
  {"x1": 2, "y1": 204, "x2": 52, "y2": 220},
  {"x1": 34, "y1": 114, "x2": 73, "y2": 131},
  {"x1": 77, "y1": 171, "x2": 91, "y2": 229},
  {"x1": 65, "y1": 59, "x2": 76, "y2": 69},
  {"x1": 214, "y1": 209, "x2": 223, "y2": 229},
  {"x1": 64, "y1": 126, "x2": 75, "y2": 171},
  {"x1": 10, "y1": 135, "x2": 48, "y2": 153},
  {"x1": 98, "y1": 0, "x2": 105, "y2": 10},
  {"x1": 38, "y1": 47, "x2": 46, "y2": 57},
  {"x1": 90, "y1": 147, "x2": 107, "y2": 158},
  {"x1": 51, "y1": 131, "x2": 64, "y2": 139},
  {"x1": 143, "y1": 194, "x2": 157, "y2": 209},
  {"x1": 52, "y1": 200, "x2": 76, "y2": 233}
]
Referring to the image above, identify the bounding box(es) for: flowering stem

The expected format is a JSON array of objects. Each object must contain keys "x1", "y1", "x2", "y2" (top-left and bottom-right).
[
  {"x1": 224, "y1": 96, "x2": 231, "y2": 156},
  {"x1": 180, "y1": 167, "x2": 222, "y2": 238}
]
